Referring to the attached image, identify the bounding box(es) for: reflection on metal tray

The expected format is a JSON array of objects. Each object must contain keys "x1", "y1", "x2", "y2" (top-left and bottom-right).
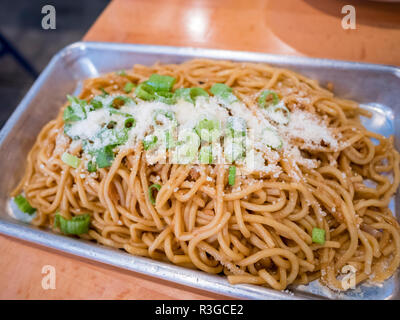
[{"x1": 0, "y1": 42, "x2": 399, "y2": 300}]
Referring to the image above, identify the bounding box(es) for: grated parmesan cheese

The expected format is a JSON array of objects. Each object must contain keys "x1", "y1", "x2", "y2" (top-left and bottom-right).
[
  {"x1": 63, "y1": 90, "x2": 340, "y2": 177},
  {"x1": 279, "y1": 109, "x2": 340, "y2": 150}
]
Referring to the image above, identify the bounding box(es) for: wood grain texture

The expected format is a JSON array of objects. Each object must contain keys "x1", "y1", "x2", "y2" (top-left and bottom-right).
[
  {"x1": 84, "y1": 0, "x2": 400, "y2": 65},
  {"x1": 2, "y1": 0, "x2": 400, "y2": 300},
  {"x1": 0, "y1": 234, "x2": 229, "y2": 299}
]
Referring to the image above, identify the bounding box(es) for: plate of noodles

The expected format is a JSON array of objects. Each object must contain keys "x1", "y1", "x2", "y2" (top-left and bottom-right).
[{"x1": 1, "y1": 42, "x2": 400, "y2": 299}]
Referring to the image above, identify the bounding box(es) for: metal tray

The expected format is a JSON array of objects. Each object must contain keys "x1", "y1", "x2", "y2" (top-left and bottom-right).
[{"x1": 1, "y1": 42, "x2": 399, "y2": 300}]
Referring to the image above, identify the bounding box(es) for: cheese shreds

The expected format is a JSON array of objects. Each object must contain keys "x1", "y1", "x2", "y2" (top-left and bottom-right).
[
  {"x1": 279, "y1": 109, "x2": 340, "y2": 150},
  {"x1": 61, "y1": 92, "x2": 340, "y2": 176}
]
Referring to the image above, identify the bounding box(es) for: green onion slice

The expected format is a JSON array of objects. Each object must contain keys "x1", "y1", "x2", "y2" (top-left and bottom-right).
[
  {"x1": 63, "y1": 105, "x2": 85, "y2": 122},
  {"x1": 312, "y1": 227, "x2": 326, "y2": 245},
  {"x1": 61, "y1": 152, "x2": 81, "y2": 168},
  {"x1": 95, "y1": 145, "x2": 115, "y2": 168},
  {"x1": 63, "y1": 95, "x2": 87, "y2": 123},
  {"x1": 106, "y1": 120, "x2": 117, "y2": 129},
  {"x1": 228, "y1": 166, "x2": 236, "y2": 186},
  {"x1": 258, "y1": 90, "x2": 280, "y2": 108},
  {"x1": 135, "y1": 82, "x2": 155, "y2": 101},
  {"x1": 210, "y1": 83, "x2": 238, "y2": 104},
  {"x1": 54, "y1": 212, "x2": 91, "y2": 235},
  {"x1": 175, "y1": 87, "x2": 209, "y2": 104},
  {"x1": 87, "y1": 161, "x2": 97, "y2": 173},
  {"x1": 14, "y1": 195, "x2": 36, "y2": 215},
  {"x1": 67, "y1": 95, "x2": 87, "y2": 107},
  {"x1": 91, "y1": 99, "x2": 103, "y2": 110},
  {"x1": 135, "y1": 74, "x2": 176, "y2": 103},
  {"x1": 190, "y1": 87, "x2": 209, "y2": 99},
  {"x1": 174, "y1": 88, "x2": 191, "y2": 102},
  {"x1": 148, "y1": 184, "x2": 161, "y2": 205},
  {"x1": 96, "y1": 127, "x2": 129, "y2": 147},
  {"x1": 154, "y1": 91, "x2": 176, "y2": 105},
  {"x1": 199, "y1": 145, "x2": 213, "y2": 164},
  {"x1": 111, "y1": 96, "x2": 134, "y2": 108},
  {"x1": 147, "y1": 74, "x2": 176, "y2": 92},
  {"x1": 258, "y1": 90, "x2": 290, "y2": 124},
  {"x1": 165, "y1": 129, "x2": 176, "y2": 150},
  {"x1": 194, "y1": 119, "x2": 221, "y2": 142},
  {"x1": 124, "y1": 82, "x2": 135, "y2": 93},
  {"x1": 143, "y1": 135, "x2": 158, "y2": 150},
  {"x1": 108, "y1": 107, "x2": 132, "y2": 118},
  {"x1": 124, "y1": 117, "x2": 136, "y2": 128}
]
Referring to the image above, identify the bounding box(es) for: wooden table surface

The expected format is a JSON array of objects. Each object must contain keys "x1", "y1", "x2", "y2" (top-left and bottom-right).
[{"x1": 2, "y1": 0, "x2": 400, "y2": 300}]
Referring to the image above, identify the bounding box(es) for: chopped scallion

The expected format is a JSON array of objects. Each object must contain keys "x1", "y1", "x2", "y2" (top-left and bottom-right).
[
  {"x1": 199, "y1": 146, "x2": 213, "y2": 164},
  {"x1": 312, "y1": 228, "x2": 326, "y2": 245},
  {"x1": 155, "y1": 91, "x2": 176, "y2": 105},
  {"x1": 108, "y1": 107, "x2": 132, "y2": 117},
  {"x1": 95, "y1": 145, "x2": 115, "y2": 168},
  {"x1": 63, "y1": 95, "x2": 87, "y2": 123},
  {"x1": 147, "y1": 74, "x2": 176, "y2": 92},
  {"x1": 148, "y1": 184, "x2": 161, "y2": 205},
  {"x1": 124, "y1": 117, "x2": 136, "y2": 128},
  {"x1": 258, "y1": 90, "x2": 280, "y2": 109},
  {"x1": 174, "y1": 87, "x2": 209, "y2": 104},
  {"x1": 54, "y1": 212, "x2": 91, "y2": 235},
  {"x1": 91, "y1": 99, "x2": 103, "y2": 110},
  {"x1": 135, "y1": 74, "x2": 176, "y2": 103},
  {"x1": 194, "y1": 119, "x2": 221, "y2": 142},
  {"x1": 135, "y1": 82, "x2": 155, "y2": 101},
  {"x1": 111, "y1": 96, "x2": 134, "y2": 108},
  {"x1": 228, "y1": 166, "x2": 236, "y2": 186},
  {"x1": 14, "y1": 195, "x2": 36, "y2": 215},
  {"x1": 61, "y1": 152, "x2": 81, "y2": 169},
  {"x1": 124, "y1": 82, "x2": 135, "y2": 93},
  {"x1": 143, "y1": 135, "x2": 158, "y2": 150},
  {"x1": 165, "y1": 130, "x2": 176, "y2": 150},
  {"x1": 96, "y1": 127, "x2": 129, "y2": 148},
  {"x1": 210, "y1": 83, "x2": 238, "y2": 104},
  {"x1": 87, "y1": 161, "x2": 97, "y2": 173},
  {"x1": 190, "y1": 87, "x2": 209, "y2": 100}
]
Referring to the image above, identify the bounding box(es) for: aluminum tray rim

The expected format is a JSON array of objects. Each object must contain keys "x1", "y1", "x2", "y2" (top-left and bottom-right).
[{"x1": 1, "y1": 41, "x2": 399, "y2": 300}]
